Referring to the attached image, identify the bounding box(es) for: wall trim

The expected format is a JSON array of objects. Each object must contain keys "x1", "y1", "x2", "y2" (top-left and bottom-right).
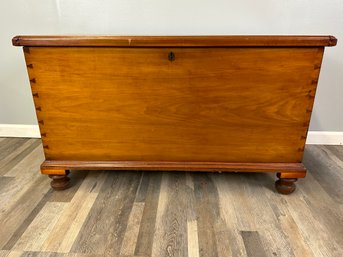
[
  {"x1": 306, "y1": 131, "x2": 343, "y2": 145},
  {"x1": 0, "y1": 124, "x2": 40, "y2": 138},
  {"x1": 0, "y1": 124, "x2": 342, "y2": 145}
]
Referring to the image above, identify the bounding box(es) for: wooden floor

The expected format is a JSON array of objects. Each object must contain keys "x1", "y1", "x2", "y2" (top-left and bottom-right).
[{"x1": 0, "y1": 138, "x2": 342, "y2": 257}]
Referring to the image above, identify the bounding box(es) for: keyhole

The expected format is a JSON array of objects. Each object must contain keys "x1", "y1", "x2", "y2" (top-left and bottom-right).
[{"x1": 168, "y1": 51, "x2": 175, "y2": 62}]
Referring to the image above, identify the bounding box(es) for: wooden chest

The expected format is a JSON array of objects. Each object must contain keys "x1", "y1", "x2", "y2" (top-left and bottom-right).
[{"x1": 13, "y1": 35, "x2": 337, "y2": 194}]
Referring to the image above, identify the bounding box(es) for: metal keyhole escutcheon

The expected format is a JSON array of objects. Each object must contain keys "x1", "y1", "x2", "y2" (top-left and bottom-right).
[{"x1": 168, "y1": 51, "x2": 175, "y2": 62}]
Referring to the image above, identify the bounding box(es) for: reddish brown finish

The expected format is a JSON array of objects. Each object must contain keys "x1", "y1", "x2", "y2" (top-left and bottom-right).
[
  {"x1": 14, "y1": 35, "x2": 337, "y2": 193},
  {"x1": 48, "y1": 170, "x2": 70, "y2": 190},
  {"x1": 41, "y1": 160, "x2": 307, "y2": 174},
  {"x1": 275, "y1": 173, "x2": 298, "y2": 194},
  {"x1": 278, "y1": 172, "x2": 306, "y2": 179},
  {"x1": 22, "y1": 47, "x2": 323, "y2": 163},
  {"x1": 41, "y1": 168, "x2": 67, "y2": 175},
  {"x1": 12, "y1": 35, "x2": 337, "y2": 47}
]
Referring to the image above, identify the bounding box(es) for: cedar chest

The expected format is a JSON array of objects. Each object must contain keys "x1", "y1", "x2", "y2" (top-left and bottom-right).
[{"x1": 12, "y1": 35, "x2": 337, "y2": 194}]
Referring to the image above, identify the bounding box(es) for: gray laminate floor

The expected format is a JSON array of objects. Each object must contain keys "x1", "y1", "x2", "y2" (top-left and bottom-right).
[{"x1": 0, "y1": 137, "x2": 342, "y2": 257}]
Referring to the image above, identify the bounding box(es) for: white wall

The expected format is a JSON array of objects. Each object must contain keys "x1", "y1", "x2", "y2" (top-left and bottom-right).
[{"x1": 1, "y1": 0, "x2": 342, "y2": 132}]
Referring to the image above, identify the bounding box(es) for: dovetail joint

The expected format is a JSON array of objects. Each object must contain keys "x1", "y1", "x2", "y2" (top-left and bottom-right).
[
  {"x1": 298, "y1": 147, "x2": 305, "y2": 152},
  {"x1": 314, "y1": 64, "x2": 321, "y2": 70},
  {"x1": 32, "y1": 93, "x2": 39, "y2": 98},
  {"x1": 30, "y1": 78, "x2": 36, "y2": 83},
  {"x1": 23, "y1": 47, "x2": 30, "y2": 54},
  {"x1": 27, "y1": 64, "x2": 33, "y2": 69},
  {"x1": 36, "y1": 106, "x2": 42, "y2": 111}
]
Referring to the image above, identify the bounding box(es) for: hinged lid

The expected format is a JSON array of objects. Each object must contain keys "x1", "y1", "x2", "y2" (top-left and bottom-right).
[{"x1": 12, "y1": 35, "x2": 337, "y2": 47}]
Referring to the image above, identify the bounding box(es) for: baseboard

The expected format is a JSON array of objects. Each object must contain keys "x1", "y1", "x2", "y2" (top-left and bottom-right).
[
  {"x1": 306, "y1": 131, "x2": 343, "y2": 145},
  {"x1": 0, "y1": 124, "x2": 342, "y2": 145},
  {"x1": 0, "y1": 124, "x2": 40, "y2": 138}
]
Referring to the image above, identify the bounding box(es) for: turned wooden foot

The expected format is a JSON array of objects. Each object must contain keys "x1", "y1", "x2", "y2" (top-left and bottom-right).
[
  {"x1": 275, "y1": 173, "x2": 297, "y2": 195},
  {"x1": 48, "y1": 170, "x2": 71, "y2": 190}
]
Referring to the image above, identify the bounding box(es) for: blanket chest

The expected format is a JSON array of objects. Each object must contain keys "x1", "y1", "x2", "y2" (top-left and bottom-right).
[{"x1": 13, "y1": 35, "x2": 337, "y2": 194}]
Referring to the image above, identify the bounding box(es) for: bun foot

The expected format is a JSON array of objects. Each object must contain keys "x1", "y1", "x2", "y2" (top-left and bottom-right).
[
  {"x1": 48, "y1": 170, "x2": 70, "y2": 190},
  {"x1": 275, "y1": 173, "x2": 297, "y2": 195}
]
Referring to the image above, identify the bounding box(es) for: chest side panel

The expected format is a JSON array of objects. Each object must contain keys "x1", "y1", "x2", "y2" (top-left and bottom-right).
[{"x1": 24, "y1": 46, "x2": 323, "y2": 162}]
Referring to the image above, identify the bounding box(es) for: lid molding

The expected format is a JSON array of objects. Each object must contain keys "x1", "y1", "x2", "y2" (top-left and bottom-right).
[{"x1": 12, "y1": 35, "x2": 337, "y2": 47}]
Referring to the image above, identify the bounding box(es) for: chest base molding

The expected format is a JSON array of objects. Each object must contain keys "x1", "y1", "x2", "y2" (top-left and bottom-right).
[{"x1": 41, "y1": 160, "x2": 306, "y2": 175}]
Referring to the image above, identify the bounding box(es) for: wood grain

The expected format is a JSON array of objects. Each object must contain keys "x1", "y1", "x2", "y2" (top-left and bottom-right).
[
  {"x1": 12, "y1": 202, "x2": 67, "y2": 251},
  {"x1": 0, "y1": 139, "x2": 343, "y2": 256},
  {"x1": 212, "y1": 173, "x2": 254, "y2": 256},
  {"x1": 303, "y1": 145, "x2": 343, "y2": 204},
  {"x1": 0, "y1": 175, "x2": 50, "y2": 248},
  {"x1": 134, "y1": 173, "x2": 162, "y2": 256},
  {"x1": 193, "y1": 174, "x2": 220, "y2": 257},
  {"x1": 0, "y1": 144, "x2": 44, "y2": 219},
  {"x1": 42, "y1": 171, "x2": 108, "y2": 253},
  {"x1": 265, "y1": 187, "x2": 315, "y2": 257},
  {"x1": 284, "y1": 181, "x2": 342, "y2": 257},
  {"x1": 0, "y1": 138, "x2": 30, "y2": 175},
  {"x1": 70, "y1": 171, "x2": 141, "y2": 255},
  {"x1": 2, "y1": 189, "x2": 54, "y2": 250},
  {"x1": 0, "y1": 139, "x2": 41, "y2": 174},
  {"x1": 240, "y1": 174, "x2": 296, "y2": 256},
  {"x1": 240, "y1": 231, "x2": 267, "y2": 257},
  {"x1": 120, "y1": 202, "x2": 145, "y2": 256},
  {"x1": 12, "y1": 35, "x2": 337, "y2": 47},
  {"x1": 24, "y1": 46, "x2": 323, "y2": 164},
  {"x1": 151, "y1": 173, "x2": 188, "y2": 257},
  {"x1": 47, "y1": 171, "x2": 89, "y2": 203},
  {"x1": 40, "y1": 160, "x2": 307, "y2": 172},
  {"x1": 187, "y1": 219, "x2": 200, "y2": 257}
]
